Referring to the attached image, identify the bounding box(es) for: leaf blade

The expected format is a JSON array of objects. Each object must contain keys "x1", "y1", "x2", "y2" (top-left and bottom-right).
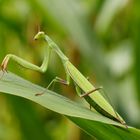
[
  {"x1": 0, "y1": 71, "x2": 121, "y2": 126},
  {"x1": 0, "y1": 71, "x2": 140, "y2": 140}
]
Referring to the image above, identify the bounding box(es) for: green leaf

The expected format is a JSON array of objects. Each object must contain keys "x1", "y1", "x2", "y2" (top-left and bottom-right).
[
  {"x1": 0, "y1": 71, "x2": 120, "y2": 126},
  {"x1": 0, "y1": 71, "x2": 140, "y2": 140},
  {"x1": 69, "y1": 117, "x2": 140, "y2": 140}
]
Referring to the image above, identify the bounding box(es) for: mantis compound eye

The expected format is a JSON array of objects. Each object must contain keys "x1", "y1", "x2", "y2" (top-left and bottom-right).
[{"x1": 34, "y1": 31, "x2": 45, "y2": 40}]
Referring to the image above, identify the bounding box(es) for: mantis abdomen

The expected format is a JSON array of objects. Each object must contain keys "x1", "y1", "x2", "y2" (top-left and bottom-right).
[{"x1": 65, "y1": 61, "x2": 125, "y2": 124}]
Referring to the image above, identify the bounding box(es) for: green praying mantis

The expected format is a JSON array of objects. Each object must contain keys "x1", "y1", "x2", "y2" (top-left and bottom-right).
[{"x1": 0, "y1": 31, "x2": 126, "y2": 127}]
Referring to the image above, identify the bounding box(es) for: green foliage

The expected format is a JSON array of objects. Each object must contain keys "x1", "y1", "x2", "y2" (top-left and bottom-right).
[
  {"x1": 0, "y1": 0, "x2": 140, "y2": 140},
  {"x1": 0, "y1": 72, "x2": 140, "y2": 140}
]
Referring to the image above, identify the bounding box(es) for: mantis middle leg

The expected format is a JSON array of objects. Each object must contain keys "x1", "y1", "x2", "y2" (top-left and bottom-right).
[{"x1": 35, "y1": 71, "x2": 71, "y2": 96}]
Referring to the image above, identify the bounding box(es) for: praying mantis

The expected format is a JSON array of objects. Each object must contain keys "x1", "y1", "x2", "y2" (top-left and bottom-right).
[{"x1": 1, "y1": 31, "x2": 126, "y2": 126}]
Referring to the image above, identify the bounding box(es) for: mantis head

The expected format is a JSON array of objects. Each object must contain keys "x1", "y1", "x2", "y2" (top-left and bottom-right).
[{"x1": 34, "y1": 31, "x2": 45, "y2": 40}]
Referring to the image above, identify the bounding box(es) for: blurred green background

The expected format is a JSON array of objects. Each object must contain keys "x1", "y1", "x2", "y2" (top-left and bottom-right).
[{"x1": 0, "y1": 0, "x2": 140, "y2": 140}]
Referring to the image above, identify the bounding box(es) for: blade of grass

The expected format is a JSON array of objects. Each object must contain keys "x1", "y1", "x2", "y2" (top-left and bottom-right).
[
  {"x1": 0, "y1": 71, "x2": 121, "y2": 127},
  {"x1": 0, "y1": 71, "x2": 140, "y2": 139},
  {"x1": 69, "y1": 117, "x2": 140, "y2": 140},
  {"x1": 95, "y1": 0, "x2": 129, "y2": 34}
]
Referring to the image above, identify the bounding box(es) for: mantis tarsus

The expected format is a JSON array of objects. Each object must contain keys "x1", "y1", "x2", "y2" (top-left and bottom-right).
[{"x1": 1, "y1": 31, "x2": 126, "y2": 127}]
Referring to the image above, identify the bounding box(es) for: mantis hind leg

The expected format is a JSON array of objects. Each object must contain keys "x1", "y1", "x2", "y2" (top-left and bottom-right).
[
  {"x1": 75, "y1": 76, "x2": 102, "y2": 98},
  {"x1": 80, "y1": 86, "x2": 103, "y2": 97},
  {"x1": 74, "y1": 77, "x2": 102, "y2": 110},
  {"x1": 75, "y1": 84, "x2": 93, "y2": 110}
]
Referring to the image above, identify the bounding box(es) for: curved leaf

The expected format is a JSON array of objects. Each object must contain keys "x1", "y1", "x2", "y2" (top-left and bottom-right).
[
  {"x1": 0, "y1": 71, "x2": 140, "y2": 140},
  {"x1": 0, "y1": 71, "x2": 121, "y2": 126}
]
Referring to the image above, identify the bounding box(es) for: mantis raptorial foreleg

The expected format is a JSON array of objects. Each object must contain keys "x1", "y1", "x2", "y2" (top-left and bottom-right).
[{"x1": 1, "y1": 47, "x2": 51, "y2": 74}]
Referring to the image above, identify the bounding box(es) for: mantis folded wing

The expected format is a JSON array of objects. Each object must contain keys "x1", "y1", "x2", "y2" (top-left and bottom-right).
[{"x1": 0, "y1": 31, "x2": 126, "y2": 126}]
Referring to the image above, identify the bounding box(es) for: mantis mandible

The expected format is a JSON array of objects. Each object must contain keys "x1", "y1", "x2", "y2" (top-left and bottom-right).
[{"x1": 1, "y1": 31, "x2": 126, "y2": 126}]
